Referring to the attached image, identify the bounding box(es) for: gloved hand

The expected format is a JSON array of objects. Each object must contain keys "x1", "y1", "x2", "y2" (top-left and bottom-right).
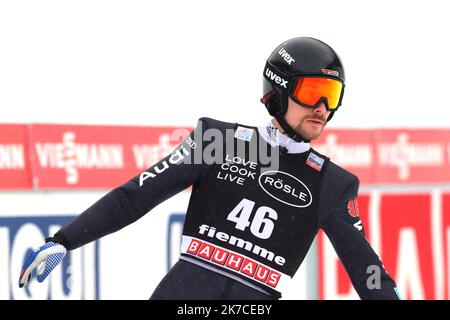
[{"x1": 18, "y1": 241, "x2": 67, "y2": 288}]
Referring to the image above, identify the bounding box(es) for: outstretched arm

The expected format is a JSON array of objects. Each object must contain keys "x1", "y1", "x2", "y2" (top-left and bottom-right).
[
  {"x1": 19, "y1": 118, "x2": 210, "y2": 288},
  {"x1": 48, "y1": 120, "x2": 207, "y2": 250},
  {"x1": 321, "y1": 177, "x2": 401, "y2": 300}
]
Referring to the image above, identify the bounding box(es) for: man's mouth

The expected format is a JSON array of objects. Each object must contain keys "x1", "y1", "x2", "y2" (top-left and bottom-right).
[{"x1": 306, "y1": 118, "x2": 324, "y2": 125}]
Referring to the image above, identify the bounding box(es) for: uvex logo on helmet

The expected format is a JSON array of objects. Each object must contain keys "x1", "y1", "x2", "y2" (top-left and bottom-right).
[
  {"x1": 265, "y1": 68, "x2": 288, "y2": 89},
  {"x1": 258, "y1": 171, "x2": 312, "y2": 208},
  {"x1": 278, "y1": 48, "x2": 295, "y2": 65}
]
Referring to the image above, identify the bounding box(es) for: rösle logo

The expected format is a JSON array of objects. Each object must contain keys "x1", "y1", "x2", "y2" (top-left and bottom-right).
[{"x1": 258, "y1": 171, "x2": 312, "y2": 208}]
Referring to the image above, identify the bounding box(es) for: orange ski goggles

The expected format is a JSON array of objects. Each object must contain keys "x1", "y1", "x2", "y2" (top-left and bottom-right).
[{"x1": 291, "y1": 77, "x2": 345, "y2": 111}]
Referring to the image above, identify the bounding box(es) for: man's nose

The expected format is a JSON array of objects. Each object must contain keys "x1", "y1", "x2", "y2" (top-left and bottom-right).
[{"x1": 314, "y1": 101, "x2": 327, "y2": 114}]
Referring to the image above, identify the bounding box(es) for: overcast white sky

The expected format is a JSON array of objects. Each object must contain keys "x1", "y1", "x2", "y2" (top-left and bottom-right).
[{"x1": 1, "y1": 0, "x2": 449, "y2": 128}]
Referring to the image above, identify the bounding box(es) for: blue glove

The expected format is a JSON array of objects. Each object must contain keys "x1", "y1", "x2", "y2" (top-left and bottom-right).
[{"x1": 18, "y1": 241, "x2": 67, "y2": 288}]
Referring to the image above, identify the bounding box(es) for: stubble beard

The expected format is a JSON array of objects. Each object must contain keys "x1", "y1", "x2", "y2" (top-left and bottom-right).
[{"x1": 291, "y1": 116, "x2": 326, "y2": 141}]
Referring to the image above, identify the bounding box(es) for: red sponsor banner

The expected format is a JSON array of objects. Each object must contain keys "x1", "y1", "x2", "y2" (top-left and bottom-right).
[
  {"x1": 314, "y1": 129, "x2": 450, "y2": 185},
  {"x1": 2, "y1": 124, "x2": 450, "y2": 189},
  {"x1": 0, "y1": 125, "x2": 32, "y2": 189},
  {"x1": 442, "y1": 193, "x2": 450, "y2": 300},
  {"x1": 29, "y1": 124, "x2": 191, "y2": 189},
  {"x1": 375, "y1": 130, "x2": 450, "y2": 184},
  {"x1": 319, "y1": 191, "x2": 450, "y2": 300},
  {"x1": 380, "y1": 193, "x2": 435, "y2": 300}
]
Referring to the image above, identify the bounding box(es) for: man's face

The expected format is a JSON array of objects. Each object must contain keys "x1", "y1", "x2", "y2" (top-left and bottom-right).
[{"x1": 284, "y1": 97, "x2": 330, "y2": 141}]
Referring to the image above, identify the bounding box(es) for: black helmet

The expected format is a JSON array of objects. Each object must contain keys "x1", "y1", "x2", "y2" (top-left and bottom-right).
[{"x1": 261, "y1": 37, "x2": 345, "y2": 142}]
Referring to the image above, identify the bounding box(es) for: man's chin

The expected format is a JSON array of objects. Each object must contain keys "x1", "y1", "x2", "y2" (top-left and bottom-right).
[
  {"x1": 295, "y1": 128, "x2": 323, "y2": 141},
  {"x1": 303, "y1": 134, "x2": 321, "y2": 141}
]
